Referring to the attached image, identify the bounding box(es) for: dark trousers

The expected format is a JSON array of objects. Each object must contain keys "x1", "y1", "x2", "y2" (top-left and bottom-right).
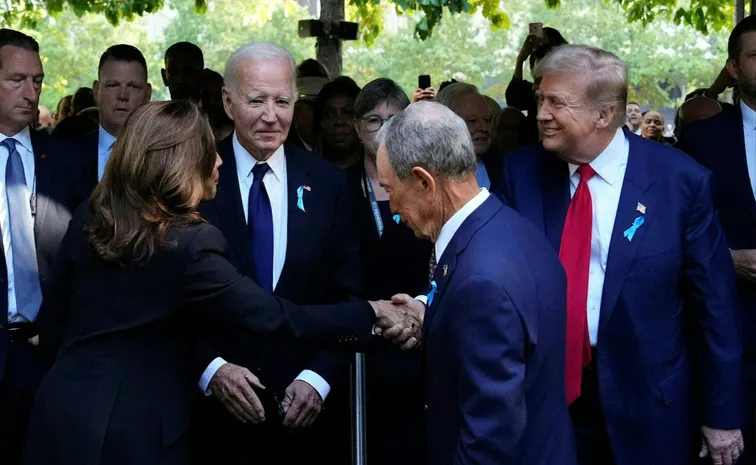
[
  {"x1": 0, "y1": 339, "x2": 46, "y2": 465},
  {"x1": 569, "y1": 352, "x2": 617, "y2": 465}
]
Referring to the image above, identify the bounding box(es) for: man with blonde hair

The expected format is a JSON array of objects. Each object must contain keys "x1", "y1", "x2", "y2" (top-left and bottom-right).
[{"x1": 496, "y1": 44, "x2": 744, "y2": 465}]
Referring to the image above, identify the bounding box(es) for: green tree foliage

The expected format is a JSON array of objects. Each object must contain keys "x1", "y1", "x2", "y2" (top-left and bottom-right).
[{"x1": 19, "y1": 0, "x2": 729, "y2": 113}]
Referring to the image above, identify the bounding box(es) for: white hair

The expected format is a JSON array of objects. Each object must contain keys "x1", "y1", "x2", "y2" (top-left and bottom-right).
[
  {"x1": 435, "y1": 82, "x2": 480, "y2": 109},
  {"x1": 224, "y1": 42, "x2": 297, "y2": 99},
  {"x1": 534, "y1": 44, "x2": 628, "y2": 129},
  {"x1": 376, "y1": 101, "x2": 477, "y2": 181}
]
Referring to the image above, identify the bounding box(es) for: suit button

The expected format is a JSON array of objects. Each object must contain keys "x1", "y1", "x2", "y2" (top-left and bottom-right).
[{"x1": 424, "y1": 404, "x2": 428, "y2": 411}]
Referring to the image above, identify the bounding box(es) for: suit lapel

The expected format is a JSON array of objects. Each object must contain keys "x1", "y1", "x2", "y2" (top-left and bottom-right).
[
  {"x1": 540, "y1": 151, "x2": 571, "y2": 251},
  {"x1": 30, "y1": 130, "x2": 52, "y2": 241},
  {"x1": 598, "y1": 134, "x2": 654, "y2": 337},
  {"x1": 720, "y1": 107, "x2": 756, "y2": 219},
  {"x1": 422, "y1": 196, "x2": 503, "y2": 340},
  {"x1": 212, "y1": 135, "x2": 255, "y2": 275},
  {"x1": 276, "y1": 144, "x2": 314, "y2": 293}
]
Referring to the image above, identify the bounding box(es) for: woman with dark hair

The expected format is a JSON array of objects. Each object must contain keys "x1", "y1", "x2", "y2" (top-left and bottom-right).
[
  {"x1": 314, "y1": 76, "x2": 362, "y2": 168},
  {"x1": 23, "y1": 101, "x2": 417, "y2": 465},
  {"x1": 348, "y1": 78, "x2": 432, "y2": 465}
]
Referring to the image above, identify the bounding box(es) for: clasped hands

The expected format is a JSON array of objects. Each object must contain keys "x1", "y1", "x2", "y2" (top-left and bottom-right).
[{"x1": 369, "y1": 293, "x2": 425, "y2": 350}]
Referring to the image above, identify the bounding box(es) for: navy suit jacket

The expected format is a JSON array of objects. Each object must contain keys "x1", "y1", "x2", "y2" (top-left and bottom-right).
[
  {"x1": 679, "y1": 107, "x2": 756, "y2": 360},
  {"x1": 423, "y1": 194, "x2": 576, "y2": 465},
  {"x1": 496, "y1": 132, "x2": 743, "y2": 465},
  {"x1": 77, "y1": 132, "x2": 99, "y2": 190},
  {"x1": 197, "y1": 135, "x2": 362, "y2": 397},
  {"x1": 0, "y1": 129, "x2": 91, "y2": 380}
]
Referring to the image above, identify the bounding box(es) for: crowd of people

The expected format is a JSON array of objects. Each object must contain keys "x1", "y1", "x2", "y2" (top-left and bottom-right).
[{"x1": 2, "y1": 10, "x2": 756, "y2": 465}]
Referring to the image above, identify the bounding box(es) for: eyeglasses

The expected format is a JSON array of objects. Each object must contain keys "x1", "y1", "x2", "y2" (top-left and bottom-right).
[{"x1": 360, "y1": 115, "x2": 395, "y2": 133}]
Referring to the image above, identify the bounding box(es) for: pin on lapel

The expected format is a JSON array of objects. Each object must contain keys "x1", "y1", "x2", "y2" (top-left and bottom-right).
[
  {"x1": 427, "y1": 280, "x2": 438, "y2": 307},
  {"x1": 636, "y1": 202, "x2": 646, "y2": 215},
  {"x1": 296, "y1": 185, "x2": 309, "y2": 212},
  {"x1": 443, "y1": 264, "x2": 448, "y2": 277},
  {"x1": 623, "y1": 216, "x2": 645, "y2": 242},
  {"x1": 392, "y1": 214, "x2": 401, "y2": 224}
]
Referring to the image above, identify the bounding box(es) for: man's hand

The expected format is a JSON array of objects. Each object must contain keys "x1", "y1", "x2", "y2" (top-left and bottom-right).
[
  {"x1": 281, "y1": 380, "x2": 323, "y2": 429},
  {"x1": 699, "y1": 426, "x2": 744, "y2": 465},
  {"x1": 707, "y1": 65, "x2": 736, "y2": 98},
  {"x1": 412, "y1": 88, "x2": 436, "y2": 103},
  {"x1": 730, "y1": 249, "x2": 756, "y2": 282},
  {"x1": 370, "y1": 295, "x2": 425, "y2": 350},
  {"x1": 209, "y1": 363, "x2": 266, "y2": 425}
]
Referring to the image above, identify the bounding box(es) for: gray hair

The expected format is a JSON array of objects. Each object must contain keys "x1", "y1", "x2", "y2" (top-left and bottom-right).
[
  {"x1": 534, "y1": 44, "x2": 628, "y2": 129},
  {"x1": 377, "y1": 101, "x2": 477, "y2": 181},
  {"x1": 435, "y1": 82, "x2": 480, "y2": 109},
  {"x1": 224, "y1": 42, "x2": 297, "y2": 99}
]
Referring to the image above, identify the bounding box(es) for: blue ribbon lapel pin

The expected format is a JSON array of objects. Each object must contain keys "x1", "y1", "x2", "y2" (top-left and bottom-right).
[
  {"x1": 427, "y1": 280, "x2": 438, "y2": 307},
  {"x1": 623, "y1": 215, "x2": 645, "y2": 242},
  {"x1": 392, "y1": 214, "x2": 401, "y2": 224},
  {"x1": 296, "y1": 185, "x2": 310, "y2": 212}
]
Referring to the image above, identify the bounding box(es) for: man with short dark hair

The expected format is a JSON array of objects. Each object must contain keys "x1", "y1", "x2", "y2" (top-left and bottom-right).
[
  {"x1": 0, "y1": 28, "x2": 90, "y2": 465},
  {"x1": 679, "y1": 15, "x2": 756, "y2": 465},
  {"x1": 162, "y1": 41, "x2": 204, "y2": 102},
  {"x1": 77, "y1": 44, "x2": 151, "y2": 187}
]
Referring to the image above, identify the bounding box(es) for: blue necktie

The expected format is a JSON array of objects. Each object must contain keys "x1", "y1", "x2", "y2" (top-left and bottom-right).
[
  {"x1": 4, "y1": 138, "x2": 42, "y2": 321},
  {"x1": 248, "y1": 163, "x2": 274, "y2": 292}
]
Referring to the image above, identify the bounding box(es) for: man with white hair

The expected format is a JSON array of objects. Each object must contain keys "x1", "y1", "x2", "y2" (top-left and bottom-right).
[
  {"x1": 193, "y1": 42, "x2": 361, "y2": 464},
  {"x1": 381, "y1": 102, "x2": 576, "y2": 465},
  {"x1": 435, "y1": 82, "x2": 495, "y2": 189},
  {"x1": 497, "y1": 44, "x2": 744, "y2": 465}
]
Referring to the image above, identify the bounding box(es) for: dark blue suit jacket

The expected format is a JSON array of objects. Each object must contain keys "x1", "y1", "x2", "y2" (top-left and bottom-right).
[
  {"x1": 679, "y1": 106, "x2": 756, "y2": 360},
  {"x1": 197, "y1": 135, "x2": 362, "y2": 399},
  {"x1": 423, "y1": 194, "x2": 576, "y2": 465},
  {"x1": 0, "y1": 129, "x2": 91, "y2": 380},
  {"x1": 76, "y1": 132, "x2": 99, "y2": 190},
  {"x1": 496, "y1": 132, "x2": 743, "y2": 465}
]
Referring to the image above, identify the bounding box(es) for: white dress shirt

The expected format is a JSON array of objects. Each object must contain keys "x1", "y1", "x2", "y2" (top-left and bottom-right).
[
  {"x1": 97, "y1": 125, "x2": 117, "y2": 181},
  {"x1": 199, "y1": 134, "x2": 331, "y2": 400},
  {"x1": 741, "y1": 101, "x2": 756, "y2": 202},
  {"x1": 567, "y1": 128, "x2": 629, "y2": 346},
  {"x1": 0, "y1": 127, "x2": 37, "y2": 323},
  {"x1": 415, "y1": 189, "x2": 490, "y2": 306}
]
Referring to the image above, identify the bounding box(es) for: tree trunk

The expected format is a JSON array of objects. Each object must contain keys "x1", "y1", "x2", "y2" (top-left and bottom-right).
[{"x1": 316, "y1": 0, "x2": 344, "y2": 77}]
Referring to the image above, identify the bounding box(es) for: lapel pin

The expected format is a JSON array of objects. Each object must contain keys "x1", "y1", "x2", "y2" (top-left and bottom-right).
[
  {"x1": 636, "y1": 202, "x2": 646, "y2": 215},
  {"x1": 296, "y1": 185, "x2": 307, "y2": 212},
  {"x1": 427, "y1": 280, "x2": 438, "y2": 307},
  {"x1": 392, "y1": 214, "x2": 401, "y2": 224},
  {"x1": 41, "y1": 154, "x2": 46, "y2": 160},
  {"x1": 623, "y1": 216, "x2": 645, "y2": 242},
  {"x1": 443, "y1": 264, "x2": 448, "y2": 277},
  {"x1": 303, "y1": 185, "x2": 311, "y2": 191}
]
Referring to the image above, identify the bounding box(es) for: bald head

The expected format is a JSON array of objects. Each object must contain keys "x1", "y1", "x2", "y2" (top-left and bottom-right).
[{"x1": 676, "y1": 96, "x2": 722, "y2": 138}]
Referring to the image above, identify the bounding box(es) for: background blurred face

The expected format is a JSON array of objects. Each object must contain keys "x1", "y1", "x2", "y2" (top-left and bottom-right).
[
  {"x1": 293, "y1": 99, "x2": 316, "y2": 145},
  {"x1": 357, "y1": 101, "x2": 401, "y2": 158},
  {"x1": 640, "y1": 111, "x2": 664, "y2": 140},
  {"x1": 0, "y1": 46, "x2": 43, "y2": 135},
  {"x1": 536, "y1": 72, "x2": 599, "y2": 160},
  {"x1": 223, "y1": 58, "x2": 295, "y2": 160},
  {"x1": 451, "y1": 93, "x2": 491, "y2": 156},
  {"x1": 320, "y1": 94, "x2": 358, "y2": 152},
  {"x1": 37, "y1": 105, "x2": 53, "y2": 128},
  {"x1": 94, "y1": 60, "x2": 151, "y2": 136},
  {"x1": 626, "y1": 103, "x2": 642, "y2": 127},
  {"x1": 163, "y1": 54, "x2": 204, "y2": 101},
  {"x1": 728, "y1": 31, "x2": 756, "y2": 103},
  {"x1": 376, "y1": 143, "x2": 436, "y2": 240}
]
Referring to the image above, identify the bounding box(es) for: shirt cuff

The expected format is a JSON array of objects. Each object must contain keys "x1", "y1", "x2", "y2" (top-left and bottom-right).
[
  {"x1": 295, "y1": 370, "x2": 331, "y2": 401},
  {"x1": 198, "y1": 357, "x2": 228, "y2": 396},
  {"x1": 415, "y1": 295, "x2": 428, "y2": 305}
]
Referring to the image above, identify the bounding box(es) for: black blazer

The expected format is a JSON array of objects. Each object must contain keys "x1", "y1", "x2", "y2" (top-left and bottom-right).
[
  {"x1": 76, "y1": 131, "x2": 99, "y2": 190},
  {"x1": 197, "y1": 136, "x2": 363, "y2": 396},
  {"x1": 23, "y1": 205, "x2": 375, "y2": 465},
  {"x1": 0, "y1": 129, "x2": 91, "y2": 380}
]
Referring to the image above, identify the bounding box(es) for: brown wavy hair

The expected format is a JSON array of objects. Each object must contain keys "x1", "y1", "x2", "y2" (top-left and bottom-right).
[{"x1": 88, "y1": 100, "x2": 217, "y2": 263}]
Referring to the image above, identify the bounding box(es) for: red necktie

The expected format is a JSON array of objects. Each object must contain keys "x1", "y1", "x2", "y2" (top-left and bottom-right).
[{"x1": 560, "y1": 164, "x2": 595, "y2": 405}]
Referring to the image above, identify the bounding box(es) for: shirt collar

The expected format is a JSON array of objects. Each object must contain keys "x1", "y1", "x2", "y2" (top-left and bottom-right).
[
  {"x1": 98, "y1": 125, "x2": 117, "y2": 153},
  {"x1": 435, "y1": 188, "x2": 490, "y2": 261},
  {"x1": 0, "y1": 126, "x2": 33, "y2": 153},
  {"x1": 568, "y1": 128, "x2": 627, "y2": 186},
  {"x1": 233, "y1": 132, "x2": 285, "y2": 184},
  {"x1": 742, "y1": 100, "x2": 756, "y2": 134}
]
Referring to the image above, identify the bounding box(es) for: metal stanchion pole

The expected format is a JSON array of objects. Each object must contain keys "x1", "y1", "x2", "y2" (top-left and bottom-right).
[{"x1": 352, "y1": 352, "x2": 367, "y2": 465}]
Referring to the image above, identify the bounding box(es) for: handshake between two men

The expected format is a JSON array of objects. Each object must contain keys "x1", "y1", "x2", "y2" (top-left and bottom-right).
[{"x1": 207, "y1": 293, "x2": 426, "y2": 428}]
